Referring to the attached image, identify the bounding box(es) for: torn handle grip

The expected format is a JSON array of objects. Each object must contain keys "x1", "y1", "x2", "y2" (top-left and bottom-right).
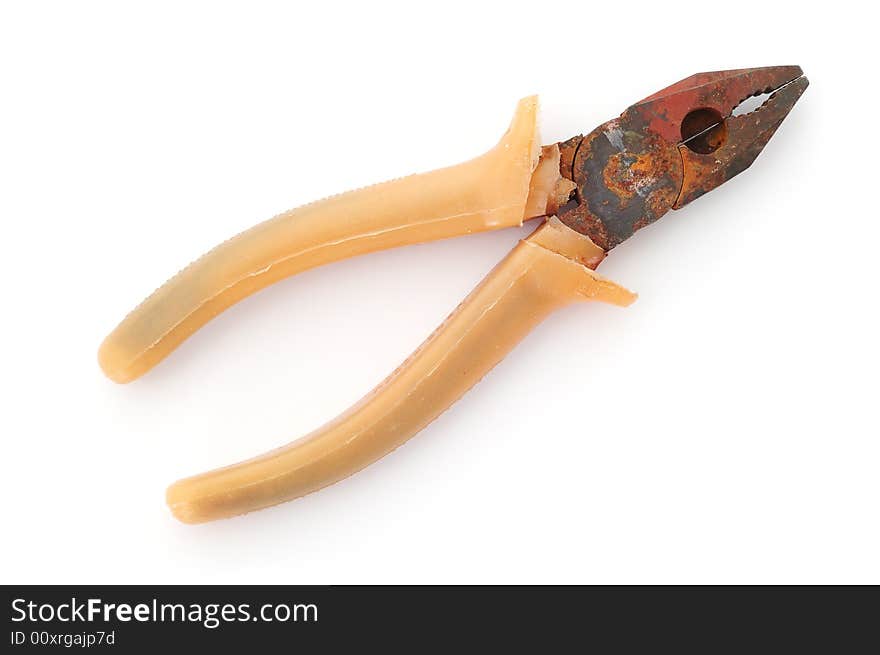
[
  {"x1": 99, "y1": 97, "x2": 542, "y2": 383},
  {"x1": 166, "y1": 220, "x2": 635, "y2": 523}
]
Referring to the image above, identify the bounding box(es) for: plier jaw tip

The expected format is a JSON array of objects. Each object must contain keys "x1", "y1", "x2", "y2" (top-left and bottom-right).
[
  {"x1": 669, "y1": 66, "x2": 809, "y2": 207},
  {"x1": 556, "y1": 65, "x2": 808, "y2": 250}
]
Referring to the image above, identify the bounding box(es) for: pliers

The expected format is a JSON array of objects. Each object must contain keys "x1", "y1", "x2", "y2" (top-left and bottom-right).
[{"x1": 99, "y1": 65, "x2": 808, "y2": 523}]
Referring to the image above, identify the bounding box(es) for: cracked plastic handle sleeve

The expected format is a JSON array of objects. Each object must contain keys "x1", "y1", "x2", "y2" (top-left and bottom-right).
[
  {"x1": 166, "y1": 219, "x2": 635, "y2": 523},
  {"x1": 99, "y1": 97, "x2": 543, "y2": 383}
]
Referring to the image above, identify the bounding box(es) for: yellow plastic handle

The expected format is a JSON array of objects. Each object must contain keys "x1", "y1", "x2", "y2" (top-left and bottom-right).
[
  {"x1": 99, "y1": 97, "x2": 547, "y2": 383},
  {"x1": 166, "y1": 218, "x2": 635, "y2": 523}
]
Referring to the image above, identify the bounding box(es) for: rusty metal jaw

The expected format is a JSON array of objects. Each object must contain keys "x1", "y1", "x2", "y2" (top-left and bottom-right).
[
  {"x1": 555, "y1": 66, "x2": 808, "y2": 253},
  {"x1": 675, "y1": 73, "x2": 809, "y2": 207}
]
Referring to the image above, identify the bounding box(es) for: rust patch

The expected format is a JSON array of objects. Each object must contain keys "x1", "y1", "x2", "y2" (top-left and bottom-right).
[
  {"x1": 557, "y1": 115, "x2": 683, "y2": 251},
  {"x1": 557, "y1": 134, "x2": 583, "y2": 184}
]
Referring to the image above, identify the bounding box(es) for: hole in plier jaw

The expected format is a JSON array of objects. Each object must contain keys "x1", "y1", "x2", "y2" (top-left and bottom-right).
[{"x1": 680, "y1": 107, "x2": 727, "y2": 154}]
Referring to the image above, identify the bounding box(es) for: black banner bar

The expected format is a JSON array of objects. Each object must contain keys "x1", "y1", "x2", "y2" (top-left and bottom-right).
[{"x1": 2, "y1": 586, "x2": 876, "y2": 651}]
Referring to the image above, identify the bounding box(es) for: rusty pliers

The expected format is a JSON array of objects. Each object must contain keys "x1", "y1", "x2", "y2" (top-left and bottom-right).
[{"x1": 99, "y1": 66, "x2": 808, "y2": 522}]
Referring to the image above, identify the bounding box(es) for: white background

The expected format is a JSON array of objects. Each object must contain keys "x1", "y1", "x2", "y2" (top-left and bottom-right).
[{"x1": 1, "y1": 1, "x2": 877, "y2": 584}]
